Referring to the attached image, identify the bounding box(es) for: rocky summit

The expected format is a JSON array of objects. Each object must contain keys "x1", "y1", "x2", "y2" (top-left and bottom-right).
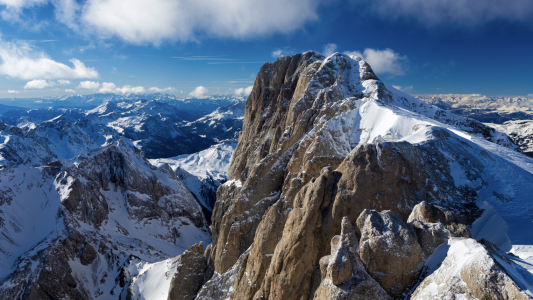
[
  {"x1": 1, "y1": 51, "x2": 533, "y2": 300},
  {"x1": 173, "y1": 52, "x2": 533, "y2": 299}
]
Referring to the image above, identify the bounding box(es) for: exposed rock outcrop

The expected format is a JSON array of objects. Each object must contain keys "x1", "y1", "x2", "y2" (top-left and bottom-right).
[
  {"x1": 313, "y1": 217, "x2": 391, "y2": 300},
  {"x1": 168, "y1": 242, "x2": 210, "y2": 300},
  {"x1": 356, "y1": 210, "x2": 422, "y2": 297}
]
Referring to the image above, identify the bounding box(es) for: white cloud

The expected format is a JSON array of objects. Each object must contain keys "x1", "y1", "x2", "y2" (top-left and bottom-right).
[
  {"x1": 0, "y1": 0, "x2": 47, "y2": 22},
  {"x1": 188, "y1": 86, "x2": 208, "y2": 98},
  {"x1": 351, "y1": 0, "x2": 533, "y2": 26},
  {"x1": 97, "y1": 82, "x2": 146, "y2": 94},
  {"x1": 345, "y1": 48, "x2": 407, "y2": 76},
  {"x1": 78, "y1": 80, "x2": 100, "y2": 89},
  {"x1": 65, "y1": 88, "x2": 75, "y2": 92},
  {"x1": 148, "y1": 87, "x2": 174, "y2": 93},
  {"x1": 113, "y1": 85, "x2": 145, "y2": 94},
  {"x1": 0, "y1": 0, "x2": 47, "y2": 8},
  {"x1": 234, "y1": 86, "x2": 253, "y2": 97},
  {"x1": 97, "y1": 82, "x2": 115, "y2": 93},
  {"x1": 322, "y1": 43, "x2": 337, "y2": 57},
  {"x1": 0, "y1": 39, "x2": 99, "y2": 80},
  {"x1": 7, "y1": 89, "x2": 19, "y2": 93},
  {"x1": 51, "y1": 0, "x2": 80, "y2": 30},
  {"x1": 24, "y1": 79, "x2": 55, "y2": 89},
  {"x1": 77, "y1": 0, "x2": 321, "y2": 45},
  {"x1": 23, "y1": 79, "x2": 70, "y2": 89},
  {"x1": 391, "y1": 85, "x2": 413, "y2": 93}
]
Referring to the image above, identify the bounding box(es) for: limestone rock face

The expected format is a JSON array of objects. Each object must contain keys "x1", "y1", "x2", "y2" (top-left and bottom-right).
[
  {"x1": 209, "y1": 52, "x2": 323, "y2": 274},
  {"x1": 195, "y1": 52, "x2": 529, "y2": 300},
  {"x1": 411, "y1": 238, "x2": 532, "y2": 300},
  {"x1": 196, "y1": 248, "x2": 251, "y2": 300},
  {"x1": 313, "y1": 217, "x2": 391, "y2": 300},
  {"x1": 356, "y1": 210, "x2": 422, "y2": 298},
  {"x1": 168, "y1": 242, "x2": 209, "y2": 300}
]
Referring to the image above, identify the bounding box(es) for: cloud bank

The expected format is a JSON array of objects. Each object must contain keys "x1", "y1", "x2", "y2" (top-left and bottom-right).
[
  {"x1": 234, "y1": 86, "x2": 253, "y2": 97},
  {"x1": 0, "y1": 39, "x2": 98, "y2": 80},
  {"x1": 52, "y1": 0, "x2": 321, "y2": 45},
  {"x1": 189, "y1": 86, "x2": 208, "y2": 98}
]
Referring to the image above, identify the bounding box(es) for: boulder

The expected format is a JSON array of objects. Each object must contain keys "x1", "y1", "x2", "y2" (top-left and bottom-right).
[
  {"x1": 313, "y1": 217, "x2": 391, "y2": 300},
  {"x1": 167, "y1": 242, "x2": 208, "y2": 300},
  {"x1": 356, "y1": 209, "x2": 423, "y2": 298}
]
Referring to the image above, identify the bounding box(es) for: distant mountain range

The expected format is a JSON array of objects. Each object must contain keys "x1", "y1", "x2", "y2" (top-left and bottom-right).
[
  {"x1": 0, "y1": 95, "x2": 245, "y2": 165},
  {"x1": 416, "y1": 94, "x2": 533, "y2": 123},
  {"x1": 0, "y1": 93, "x2": 246, "y2": 113}
]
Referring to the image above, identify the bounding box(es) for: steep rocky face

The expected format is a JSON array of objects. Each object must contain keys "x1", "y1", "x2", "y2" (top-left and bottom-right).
[
  {"x1": 0, "y1": 143, "x2": 210, "y2": 299},
  {"x1": 199, "y1": 52, "x2": 533, "y2": 300},
  {"x1": 167, "y1": 242, "x2": 211, "y2": 300}
]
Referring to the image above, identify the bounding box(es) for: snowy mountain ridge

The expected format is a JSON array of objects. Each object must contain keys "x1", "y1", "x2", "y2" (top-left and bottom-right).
[
  {"x1": 0, "y1": 142, "x2": 211, "y2": 299},
  {"x1": 0, "y1": 98, "x2": 244, "y2": 167}
]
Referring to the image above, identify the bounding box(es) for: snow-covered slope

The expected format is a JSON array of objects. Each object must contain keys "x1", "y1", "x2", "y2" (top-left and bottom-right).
[
  {"x1": 486, "y1": 120, "x2": 533, "y2": 157},
  {"x1": 150, "y1": 139, "x2": 237, "y2": 212},
  {"x1": 0, "y1": 142, "x2": 210, "y2": 299},
  {"x1": 180, "y1": 102, "x2": 244, "y2": 142},
  {"x1": 412, "y1": 238, "x2": 533, "y2": 299}
]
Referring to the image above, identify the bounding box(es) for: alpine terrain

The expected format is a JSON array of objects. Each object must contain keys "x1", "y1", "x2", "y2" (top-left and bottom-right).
[
  {"x1": 173, "y1": 52, "x2": 533, "y2": 299},
  {"x1": 1, "y1": 51, "x2": 533, "y2": 299}
]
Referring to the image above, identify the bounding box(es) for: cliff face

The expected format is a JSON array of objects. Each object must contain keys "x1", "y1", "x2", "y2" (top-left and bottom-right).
[{"x1": 196, "y1": 52, "x2": 533, "y2": 299}]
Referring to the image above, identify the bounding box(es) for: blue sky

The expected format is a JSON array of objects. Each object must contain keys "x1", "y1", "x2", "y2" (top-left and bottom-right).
[{"x1": 0, "y1": 0, "x2": 532, "y2": 98}]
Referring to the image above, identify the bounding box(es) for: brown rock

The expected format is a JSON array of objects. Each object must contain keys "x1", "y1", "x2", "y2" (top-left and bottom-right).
[
  {"x1": 407, "y1": 201, "x2": 482, "y2": 238},
  {"x1": 209, "y1": 52, "x2": 323, "y2": 274},
  {"x1": 313, "y1": 217, "x2": 391, "y2": 300},
  {"x1": 410, "y1": 219, "x2": 458, "y2": 259},
  {"x1": 167, "y1": 243, "x2": 208, "y2": 300},
  {"x1": 199, "y1": 53, "x2": 496, "y2": 300},
  {"x1": 356, "y1": 209, "x2": 423, "y2": 298}
]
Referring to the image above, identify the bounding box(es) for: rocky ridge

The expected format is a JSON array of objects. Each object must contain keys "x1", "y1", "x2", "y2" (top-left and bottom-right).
[{"x1": 164, "y1": 52, "x2": 533, "y2": 299}]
